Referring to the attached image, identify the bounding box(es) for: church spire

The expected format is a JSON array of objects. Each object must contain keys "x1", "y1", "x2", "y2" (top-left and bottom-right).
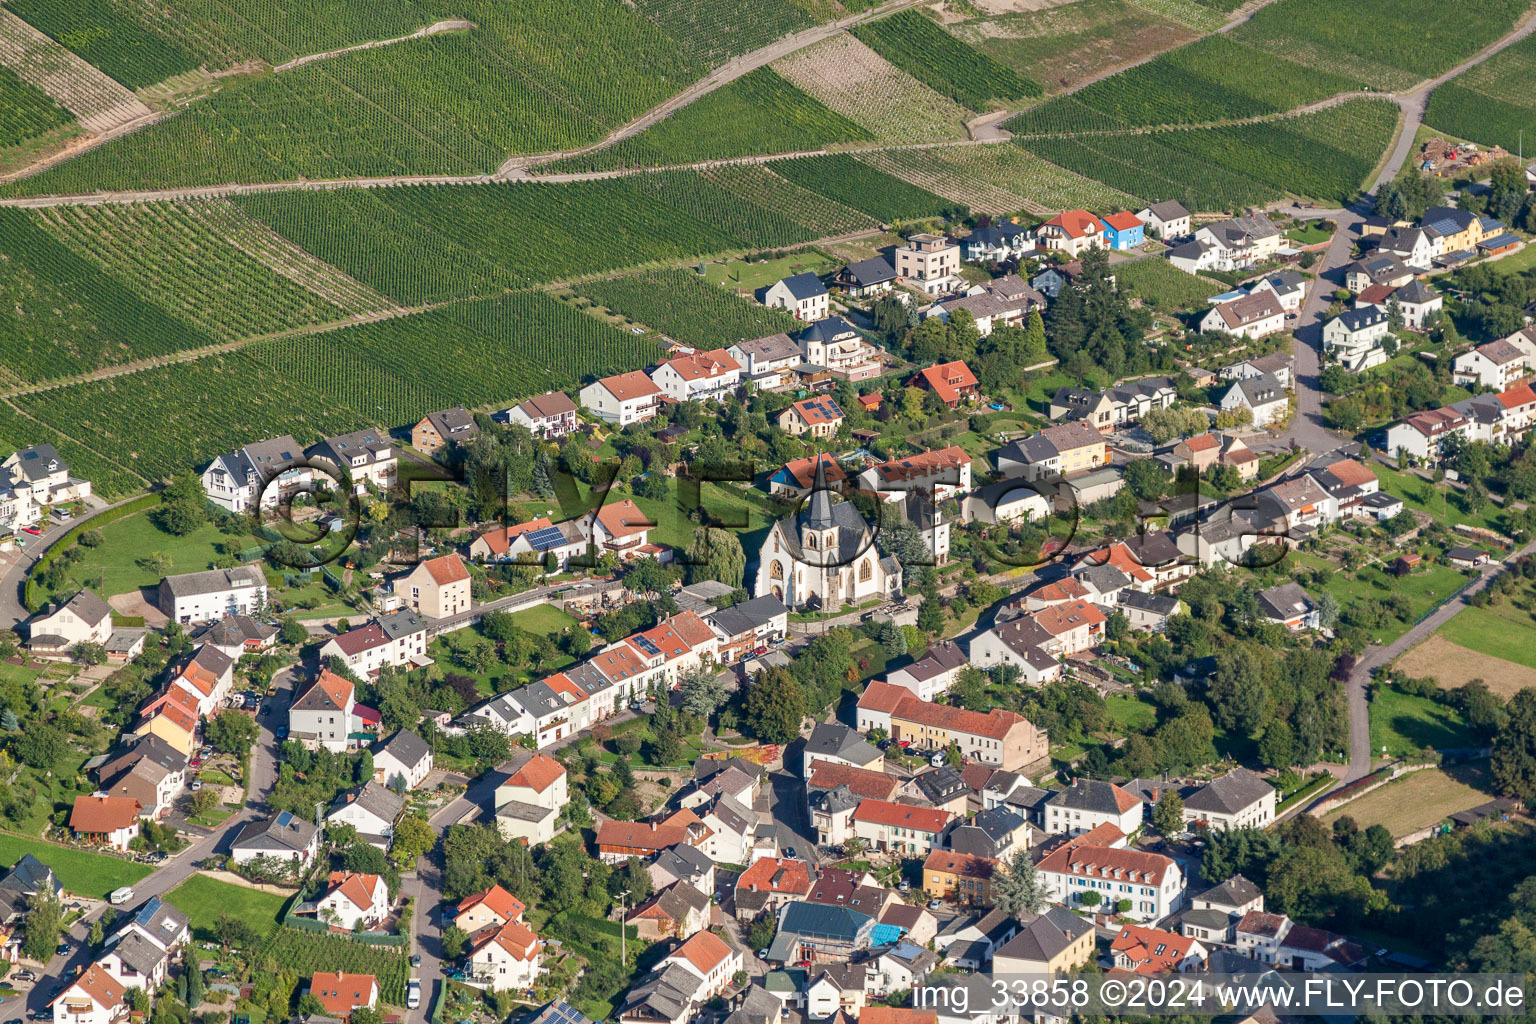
[{"x1": 807, "y1": 453, "x2": 835, "y2": 531}]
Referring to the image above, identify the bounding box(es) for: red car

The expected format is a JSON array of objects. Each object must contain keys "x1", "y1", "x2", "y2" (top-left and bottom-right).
[
  {"x1": 21, "y1": 527, "x2": 40, "y2": 535},
  {"x1": 189, "y1": 757, "x2": 203, "y2": 768}
]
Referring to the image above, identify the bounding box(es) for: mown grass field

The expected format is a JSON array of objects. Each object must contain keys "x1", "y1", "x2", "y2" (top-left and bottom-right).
[
  {"x1": 1325, "y1": 762, "x2": 1495, "y2": 837},
  {"x1": 166, "y1": 874, "x2": 288, "y2": 939},
  {"x1": 1395, "y1": 634, "x2": 1536, "y2": 699},
  {"x1": 0, "y1": 834, "x2": 151, "y2": 898},
  {"x1": 1368, "y1": 685, "x2": 1481, "y2": 759},
  {"x1": 1435, "y1": 577, "x2": 1536, "y2": 671}
]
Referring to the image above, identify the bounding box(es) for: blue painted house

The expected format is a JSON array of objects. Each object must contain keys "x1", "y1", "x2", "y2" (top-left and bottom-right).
[{"x1": 1102, "y1": 211, "x2": 1145, "y2": 251}]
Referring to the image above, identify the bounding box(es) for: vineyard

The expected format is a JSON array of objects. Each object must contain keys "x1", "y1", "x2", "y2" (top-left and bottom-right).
[
  {"x1": 1118, "y1": 0, "x2": 1226, "y2": 33},
  {"x1": 848, "y1": 10, "x2": 1040, "y2": 111},
  {"x1": 1023, "y1": 99, "x2": 1398, "y2": 210},
  {"x1": 0, "y1": 208, "x2": 214, "y2": 383},
  {"x1": 772, "y1": 33, "x2": 971, "y2": 142},
  {"x1": 684, "y1": 164, "x2": 876, "y2": 238},
  {"x1": 16, "y1": 291, "x2": 661, "y2": 481},
  {"x1": 1008, "y1": 35, "x2": 1363, "y2": 136},
  {"x1": 1231, "y1": 0, "x2": 1527, "y2": 92},
  {"x1": 0, "y1": 399, "x2": 143, "y2": 496},
  {"x1": 2, "y1": 0, "x2": 704, "y2": 196},
  {"x1": 1114, "y1": 256, "x2": 1225, "y2": 309},
  {"x1": 32, "y1": 202, "x2": 361, "y2": 341},
  {"x1": 767, "y1": 153, "x2": 956, "y2": 223},
  {"x1": 630, "y1": 0, "x2": 815, "y2": 66},
  {"x1": 1424, "y1": 33, "x2": 1536, "y2": 152},
  {"x1": 5, "y1": 0, "x2": 201, "y2": 90},
  {"x1": 854, "y1": 143, "x2": 1140, "y2": 214},
  {"x1": 535, "y1": 67, "x2": 873, "y2": 173},
  {"x1": 573, "y1": 268, "x2": 804, "y2": 349},
  {"x1": 0, "y1": 8, "x2": 151, "y2": 134},
  {"x1": 262, "y1": 928, "x2": 409, "y2": 1004},
  {"x1": 948, "y1": 0, "x2": 1199, "y2": 96},
  {"x1": 0, "y1": 63, "x2": 70, "y2": 148}
]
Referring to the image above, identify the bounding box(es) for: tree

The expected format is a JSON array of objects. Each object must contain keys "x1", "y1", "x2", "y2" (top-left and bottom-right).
[
  {"x1": 1123, "y1": 458, "x2": 1170, "y2": 501},
  {"x1": 1492, "y1": 687, "x2": 1536, "y2": 801},
  {"x1": 152, "y1": 475, "x2": 209, "y2": 537},
  {"x1": 1316, "y1": 591, "x2": 1339, "y2": 630},
  {"x1": 213, "y1": 913, "x2": 259, "y2": 950},
  {"x1": 917, "y1": 597, "x2": 945, "y2": 635},
  {"x1": 189, "y1": 788, "x2": 219, "y2": 818},
  {"x1": 1152, "y1": 789, "x2": 1186, "y2": 835},
  {"x1": 187, "y1": 965, "x2": 204, "y2": 1008},
  {"x1": 89, "y1": 918, "x2": 103, "y2": 948},
  {"x1": 442, "y1": 924, "x2": 470, "y2": 960},
  {"x1": 14, "y1": 723, "x2": 67, "y2": 770},
  {"x1": 206, "y1": 711, "x2": 259, "y2": 755},
  {"x1": 278, "y1": 617, "x2": 309, "y2": 645},
  {"x1": 744, "y1": 667, "x2": 804, "y2": 744},
  {"x1": 1079, "y1": 890, "x2": 1102, "y2": 908},
  {"x1": 877, "y1": 620, "x2": 907, "y2": 658},
  {"x1": 993, "y1": 849, "x2": 1048, "y2": 920},
  {"x1": 391, "y1": 813, "x2": 437, "y2": 868},
  {"x1": 21, "y1": 891, "x2": 62, "y2": 962},
  {"x1": 686, "y1": 528, "x2": 746, "y2": 589},
  {"x1": 296, "y1": 995, "x2": 327, "y2": 1017},
  {"x1": 73, "y1": 642, "x2": 107, "y2": 666},
  {"x1": 679, "y1": 666, "x2": 728, "y2": 718}
]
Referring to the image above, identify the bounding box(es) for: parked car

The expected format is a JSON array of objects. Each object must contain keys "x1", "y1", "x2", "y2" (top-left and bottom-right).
[
  {"x1": 191, "y1": 780, "x2": 203, "y2": 791},
  {"x1": 409, "y1": 954, "x2": 421, "y2": 968},
  {"x1": 756, "y1": 949, "x2": 769, "y2": 959},
  {"x1": 783, "y1": 847, "x2": 796, "y2": 859},
  {"x1": 55, "y1": 943, "x2": 70, "y2": 955},
  {"x1": 927, "y1": 899, "x2": 944, "y2": 910},
  {"x1": 21, "y1": 527, "x2": 40, "y2": 535}
]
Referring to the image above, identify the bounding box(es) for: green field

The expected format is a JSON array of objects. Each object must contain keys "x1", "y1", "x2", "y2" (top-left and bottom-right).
[
  {"x1": 2, "y1": 0, "x2": 704, "y2": 196},
  {"x1": 1231, "y1": 0, "x2": 1527, "y2": 91},
  {"x1": 767, "y1": 154, "x2": 957, "y2": 223},
  {"x1": 1115, "y1": 257, "x2": 1224, "y2": 309},
  {"x1": 0, "y1": 65, "x2": 72, "y2": 149},
  {"x1": 1290, "y1": 550, "x2": 1468, "y2": 647},
  {"x1": 1368, "y1": 685, "x2": 1481, "y2": 758},
  {"x1": 507, "y1": 604, "x2": 580, "y2": 637},
  {"x1": 630, "y1": 0, "x2": 816, "y2": 66},
  {"x1": 573, "y1": 268, "x2": 803, "y2": 349},
  {"x1": 6, "y1": 0, "x2": 203, "y2": 90},
  {"x1": 37, "y1": 510, "x2": 244, "y2": 601},
  {"x1": 0, "y1": 834, "x2": 152, "y2": 898},
  {"x1": 1009, "y1": 35, "x2": 1363, "y2": 135},
  {"x1": 1103, "y1": 692, "x2": 1157, "y2": 731},
  {"x1": 702, "y1": 251, "x2": 840, "y2": 292},
  {"x1": 539, "y1": 67, "x2": 874, "y2": 173},
  {"x1": 1025, "y1": 99, "x2": 1399, "y2": 209},
  {"x1": 165, "y1": 874, "x2": 288, "y2": 938},
  {"x1": 1436, "y1": 582, "x2": 1536, "y2": 670},
  {"x1": 850, "y1": 10, "x2": 1040, "y2": 110}
]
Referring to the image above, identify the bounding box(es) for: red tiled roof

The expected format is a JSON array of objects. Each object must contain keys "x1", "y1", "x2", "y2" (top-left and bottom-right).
[
  {"x1": 1043, "y1": 209, "x2": 1106, "y2": 240},
  {"x1": 455, "y1": 883, "x2": 526, "y2": 924},
  {"x1": 1320, "y1": 458, "x2": 1376, "y2": 488},
  {"x1": 1181, "y1": 433, "x2": 1220, "y2": 453},
  {"x1": 806, "y1": 761, "x2": 899, "y2": 800},
  {"x1": 1497, "y1": 383, "x2": 1536, "y2": 409},
  {"x1": 787, "y1": 396, "x2": 845, "y2": 427},
  {"x1": 54, "y1": 965, "x2": 125, "y2": 1012},
  {"x1": 912, "y1": 360, "x2": 979, "y2": 405},
  {"x1": 310, "y1": 972, "x2": 376, "y2": 1017},
  {"x1": 1030, "y1": 599, "x2": 1107, "y2": 636},
  {"x1": 474, "y1": 518, "x2": 554, "y2": 556},
  {"x1": 331, "y1": 623, "x2": 390, "y2": 657},
  {"x1": 470, "y1": 918, "x2": 542, "y2": 960},
  {"x1": 1103, "y1": 211, "x2": 1143, "y2": 231},
  {"x1": 852, "y1": 798, "x2": 951, "y2": 833},
  {"x1": 297, "y1": 669, "x2": 354, "y2": 713},
  {"x1": 422, "y1": 553, "x2": 469, "y2": 586},
  {"x1": 663, "y1": 348, "x2": 741, "y2": 382},
  {"x1": 737, "y1": 857, "x2": 812, "y2": 895},
  {"x1": 1112, "y1": 924, "x2": 1198, "y2": 975},
  {"x1": 327, "y1": 872, "x2": 383, "y2": 912},
  {"x1": 588, "y1": 643, "x2": 648, "y2": 683},
  {"x1": 597, "y1": 370, "x2": 663, "y2": 401},
  {"x1": 861, "y1": 1008, "x2": 937, "y2": 1024},
  {"x1": 595, "y1": 820, "x2": 687, "y2": 852},
  {"x1": 505, "y1": 753, "x2": 565, "y2": 794},
  {"x1": 70, "y1": 795, "x2": 141, "y2": 833},
  {"x1": 857, "y1": 680, "x2": 911, "y2": 714},
  {"x1": 595, "y1": 498, "x2": 653, "y2": 540},
  {"x1": 866, "y1": 446, "x2": 972, "y2": 484},
  {"x1": 666, "y1": 610, "x2": 717, "y2": 650},
  {"x1": 671, "y1": 930, "x2": 734, "y2": 975},
  {"x1": 780, "y1": 453, "x2": 848, "y2": 489},
  {"x1": 1037, "y1": 840, "x2": 1174, "y2": 885},
  {"x1": 891, "y1": 695, "x2": 1029, "y2": 741},
  {"x1": 923, "y1": 849, "x2": 997, "y2": 881}
]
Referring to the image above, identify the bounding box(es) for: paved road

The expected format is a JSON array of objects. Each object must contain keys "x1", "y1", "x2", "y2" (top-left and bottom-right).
[
  {"x1": 0, "y1": 495, "x2": 147, "y2": 628},
  {"x1": 0, "y1": 671, "x2": 293, "y2": 1017}
]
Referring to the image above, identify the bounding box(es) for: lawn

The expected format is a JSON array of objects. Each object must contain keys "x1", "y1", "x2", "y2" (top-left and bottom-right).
[
  {"x1": 1286, "y1": 222, "x2": 1332, "y2": 245},
  {"x1": 165, "y1": 874, "x2": 287, "y2": 938},
  {"x1": 1291, "y1": 550, "x2": 1468, "y2": 646},
  {"x1": 0, "y1": 834, "x2": 151, "y2": 898},
  {"x1": 1324, "y1": 761, "x2": 1496, "y2": 837},
  {"x1": 1370, "y1": 462, "x2": 1511, "y2": 534},
  {"x1": 1368, "y1": 684, "x2": 1481, "y2": 758},
  {"x1": 1435, "y1": 577, "x2": 1536, "y2": 670},
  {"x1": 1102, "y1": 692, "x2": 1156, "y2": 731},
  {"x1": 1488, "y1": 243, "x2": 1536, "y2": 276},
  {"x1": 51, "y1": 511, "x2": 250, "y2": 600},
  {"x1": 509, "y1": 605, "x2": 580, "y2": 637},
  {"x1": 701, "y1": 250, "x2": 837, "y2": 294}
]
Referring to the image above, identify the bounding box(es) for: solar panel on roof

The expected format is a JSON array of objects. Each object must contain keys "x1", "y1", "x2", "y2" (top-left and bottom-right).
[
  {"x1": 275, "y1": 810, "x2": 293, "y2": 826},
  {"x1": 632, "y1": 636, "x2": 661, "y2": 657},
  {"x1": 524, "y1": 526, "x2": 566, "y2": 550}
]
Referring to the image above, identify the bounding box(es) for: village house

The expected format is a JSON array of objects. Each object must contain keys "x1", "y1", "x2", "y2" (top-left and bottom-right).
[
  {"x1": 230, "y1": 810, "x2": 320, "y2": 865},
  {"x1": 1037, "y1": 837, "x2": 1183, "y2": 921},
  {"x1": 1248, "y1": 271, "x2": 1307, "y2": 312},
  {"x1": 4, "y1": 444, "x2": 90, "y2": 507},
  {"x1": 1386, "y1": 406, "x2": 1470, "y2": 463},
  {"x1": 1422, "y1": 206, "x2": 1485, "y2": 254},
  {"x1": 627, "y1": 882, "x2": 710, "y2": 941},
  {"x1": 495, "y1": 751, "x2": 568, "y2": 844},
  {"x1": 992, "y1": 907, "x2": 1096, "y2": 974},
  {"x1": 1180, "y1": 875, "x2": 1264, "y2": 947},
  {"x1": 893, "y1": 234, "x2": 962, "y2": 295},
  {"x1": 884, "y1": 640, "x2": 968, "y2": 702},
  {"x1": 885, "y1": 693, "x2": 1047, "y2": 770},
  {"x1": 728, "y1": 333, "x2": 803, "y2": 389},
  {"x1": 1168, "y1": 213, "x2": 1280, "y2": 273},
  {"x1": 705, "y1": 595, "x2": 789, "y2": 662},
  {"x1": 327, "y1": 782, "x2": 406, "y2": 851},
  {"x1": 1219, "y1": 373, "x2": 1288, "y2": 428},
  {"x1": 191, "y1": 614, "x2": 276, "y2": 660},
  {"x1": 167, "y1": 643, "x2": 234, "y2": 718},
  {"x1": 851, "y1": 800, "x2": 952, "y2": 856},
  {"x1": 910, "y1": 361, "x2": 980, "y2": 408},
  {"x1": 289, "y1": 669, "x2": 358, "y2": 753},
  {"x1": 96, "y1": 897, "x2": 189, "y2": 991},
  {"x1": 797, "y1": 317, "x2": 883, "y2": 381},
  {"x1": 1382, "y1": 280, "x2": 1443, "y2": 330},
  {"x1": 804, "y1": 722, "x2": 884, "y2": 777},
  {"x1": 962, "y1": 221, "x2": 1032, "y2": 262},
  {"x1": 319, "y1": 608, "x2": 429, "y2": 678},
  {"x1": 505, "y1": 392, "x2": 579, "y2": 440},
  {"x1": 858, "y1": 446, "x2": 972, "y2": 503},
  {"x1": 398, "y1": 552, "x2": 471, "y2": 618},
  {"x1": 965, "y1": 617, "x2": 1063, "y2": 687},
  {"x1": 1256, "y1": 582, "x2": 1318, "y2": 630},
  {"x1": 1345, "y1": 254, "x2": 1415, "y2": 293},
  {"x1": 595, "y1": 818, "x2": 709, "y2": 865},
  {"x1": 923, "y1": 850, "x2": 997, "y2": 908},
  {"x1": 735, "y1": 857, "x2": 813, "y2": 922},
  {"x1": 1044, "y1": 779, "x2": 1141, "y2": 836},
  {"x1": 69, "y1": 795, "x2": 142, "y2": 851},
  {"x1": 1183, "y1": 768, "x2": 1277, "y2": 831},
  {"x1": 307, "y1": 428, "x2": 397, "y2": 494},
  {"x1": 997, "y1": 421, "x2": 1108, "y2": 481},
  {"x1": 455, "y1": 884, "x2": 528, "y2": 937},
  {"x1": 1102, "y1": 211, "x2": 1145, "y2": 250},
  {"x1": 590, "y1": 498, "x2": 655, "y2": 559},
  {"x1": 764, "y1": 273, "x2": 830, "y2": 322},
  {"x1": 1221, "y1": 351, "x2": 1294, "y2": 389},
  {"x1": 136, "y1": 688, "x2": 199, "y2": 758},
  {"x1": 1373, "y1": 225, "x2": 1437, "y2": 268},
  {"x1": 309, "y1": 971, "x2": 378, "y2": 1020},
  {"x1": 1454, "y1": 338, "x2": 1529, "y2": 390},
  {"x1": 1323, "y1": 307, "x2": 1392, "y2": 371},
  {"x1": 412, "y1": 407, "x2": 481, "y2": 454},
  {"x1": 468, "y1": 918, "x2": 544, "y2": 992},
  {"x1": 1036, "y1": 210, "x2": 1106, "y2": 256},
  {"x1": 1049, "y1": 377, "x2": 1177, "y2": 433},
  {"x1": 960, "y1": 479, "x2": 1052, "y2": 528},
  {"x1": 836, "y1": 256, "x2": 898, "y2": 297},
  {"x1": 778, "y1": 396, "x2": 845, "y2": 438},
  {"x1": 767, "y1": 453, "x2": 847, "y2": 499},
  {"x1": 51, "y1": 965, "x2": 127, "y2": 1024},
  {"x1": 199, "y1": 435, "x2": 312, "y2": 514},
  {"x1": 95, "y1": 737, "x2": 185, "y2": 821},
  {"x1": 1172, "y1": 433, "x2": 1221, "y2": 472},
  {"x1": 372, "y1": 728, "x2": 432, "y2": 790},
  {"x1": 651, "y1": 348, "x2": 742, "y2": 403},
  {"x1": 26, "y1": 589, "x2": 112, "y2": 657},
  {"x1": 157, "y1": 565, "x2": 266, "y2": 625},
  {"x1": 313, "y1": 871, "x2": 390, "y2": 931},
  {"x1": 580, "y1": 370, "x2": 664, "y2": 426},
  {"x1": 1136, "y1": 201, "x2": 1191, "y2": 239},
  {"x1": 1112, "y1": 924, "x2": 1206, "y2": 975},
  {"x1": 1199, "y1": 292, "x2": 1285, "y2": 340}
]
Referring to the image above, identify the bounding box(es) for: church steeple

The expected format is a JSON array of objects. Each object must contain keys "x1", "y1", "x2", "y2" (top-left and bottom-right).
[{"x1": 807, "y1": 454, "x2": 835, "y2": 531}]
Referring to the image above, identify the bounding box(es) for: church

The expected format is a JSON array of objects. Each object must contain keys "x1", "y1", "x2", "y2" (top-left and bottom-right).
[{"x1": 754, "y1": 460, "x2": 901, "y2": 611}]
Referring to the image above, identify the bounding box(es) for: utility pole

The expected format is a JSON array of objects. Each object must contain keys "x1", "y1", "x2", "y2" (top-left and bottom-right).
[{"x1": 616, "y1": 890, "x2": 630, "y2": 965}]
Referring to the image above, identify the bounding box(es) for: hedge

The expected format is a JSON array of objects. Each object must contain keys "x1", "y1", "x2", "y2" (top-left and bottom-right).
[{"x1": 23, "y1": 494, "x2": 158, "y2": 612}]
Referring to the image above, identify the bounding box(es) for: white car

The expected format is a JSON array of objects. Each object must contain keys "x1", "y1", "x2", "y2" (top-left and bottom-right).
[
  {"x1": 929, "y1": 751, "x2": 947, "y2": 768},
  {"x1": 406, "y1": 981, "x2": 421, "y2": 1010}
]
